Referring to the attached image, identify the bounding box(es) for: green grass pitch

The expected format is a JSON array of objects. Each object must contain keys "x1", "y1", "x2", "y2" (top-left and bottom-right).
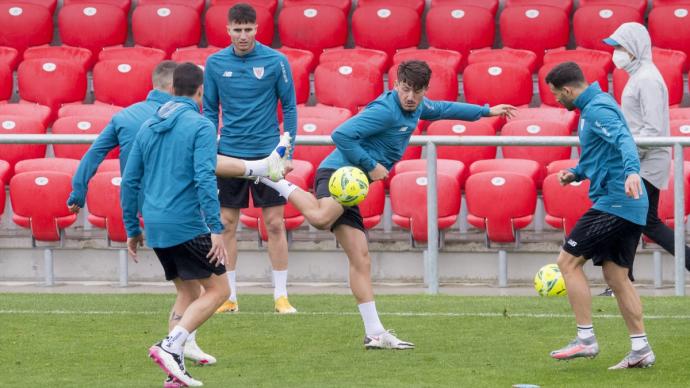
[{"x1": 2, "y1": 294, "x2": 689, "y2": 387}]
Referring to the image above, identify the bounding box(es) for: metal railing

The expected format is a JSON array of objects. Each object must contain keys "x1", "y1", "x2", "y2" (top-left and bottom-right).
[{"x1": 2, "y1": 134, "x2": 688, "y2": 295}]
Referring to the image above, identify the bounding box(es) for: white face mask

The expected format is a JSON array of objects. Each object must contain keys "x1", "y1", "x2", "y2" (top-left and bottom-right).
[{"x1": 612, "y1": 50, "x2": 632, "y2": 69}]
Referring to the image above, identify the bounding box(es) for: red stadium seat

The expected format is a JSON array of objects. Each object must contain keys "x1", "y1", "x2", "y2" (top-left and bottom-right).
[
  {"x1": 240, "y1": 160, "x2": 312, "y2": 241},
  {"x1": 500, "y1": 120, "x2": 572, "y2": 182},
  {"x1": 505, "y1": 0, "x2": 573, "y2": 14},
  {"x1": 289, "y1": 117, "x2": 343, "y2": 174},
  {"x1": 0, "y1": 46, "x2": 20, "y2": 70},
  {"x1": 51, "y1": 116, "x2": 115, "y2": 160},
  {"x1": 499, "y1": 5, "x2": 569, "y2": 66},
  {"x1": 206, "y1": 4, "x2": 274, "y2": 48},
  {"x1": 98, "y1": 46, "x2": 167, "y2": 63},
  {"x1": 279, "y1": 5, "x2": 347, "y2": 64},
  {"x1": 393, "y1": 159, "x2": 467, "y2": 189},
  {"x1": 649, "y1": 6, "x2": 690, "y2": 70},
  {"x1": 296, "y1": 104, "x2": 352, "y2": 123},
  {"x1": 467, "y1": 48, "x2": 538, "y2": 74},
  {"x1": 93, "y1": 59, "x2": 159, "y2": 107},
  {"x1": 390, "y1": 171, "x2": 461, "y2": 243},
  {"x1": 463, "y1": 62, "x2": 533, "y2": 106},
  {"x1": 352, "y1": 5, "x2": 421, "y2": 59},
  {"x1": 579, "y1": 0, "x2": 647, "y2": 15},
  {"x1": 465, "y1": 171, "x2": 537, "y2": 243},
  {"x1": 211, "y1": 0, "x2": 278, "y2": 14},
  {"x1": 138, "y1": 0, "x2": 204, "y2": 14},
  {"x1": 172, "y1": 46, "x2": 222, "y2": 68},
  {"x1": 469, "y1": 159, "x2": 542, "y2": 189},
  {"x1": 314, "y1": 61, "x2": 383, "y2": 114},
  {"x1": 10, "y1": 171, "x2": 76, "y2": 241},
  {"x1": 542, "y1": 173, "x2": 592, "y2": 236},
  {"x1": 612, "y1": 57, "x2": 684, "y2": 106},
  {"x1": 132, "y1": 4, "x2": 201, "y2": 57},
  {"x1": 671, "y1": 107, "x2": 690, "y2": 121},
  {"x1": 359, "y1": 0, "x2": 425, "y2": 15},
  {"x1": 543, "y1": 47, "x2": 614, "y2": 74},
  {"x1": 96, "y1": 159, "x2": 120, "y2": 173},
  {"x1": 23, "y1": 45, "x2": 94, "y2": 71},
  {"x1": 18, "y1": 58, "x2": 87, "y2": 117},
  {"x1": 426, "y1": 120, "x2": 498, "y2": 168},
  {"x1": 393, "y1": 47, "x2": 462, "y2": 73},
  {"x1": 0, "y1": 159, "x2": 10, "y2": 188},
  {"x1": 656, "y1": 162, "x2": 690, "y2": 228},
  {"x1": 14, "y1": 157, "x2": 79, "y2": 176},
  {"x1": 0, "y1": 64, "x2": 10, "y2": 102},
  {"x1": 58, "y1": 103, "x2": 121, "y2": 119},
  {"x1": 5, "y1": 0, "x2": 57, "y2": 13},
  {"x1": 277, "y1": 47, "x2": 314, "y2": 104},
  {"x1": 670, "y1": 119, "x2": 690, "y2": 161},
  {"x1": 426, "y1": 5, "x2": 494, "y2": 70},
  {"x1": 86, "y1": 171, "x2": 127, "y2": 242},
  {"x1": 546, "y1": 158, "x2": 578, "y2": 176},
  {"x1": 431, "y1": 0, "x2": 499, "y2": 16},
  {"x1": 358, "y1": 180, "x2": 385, "y2": 229},
  {"x1": 283, "y1": 0, "x2": 351, "y2": 14},
  {"x1": 0, "y1": 3, "x2": 53, "y2": 56},
  {"x1": 388, "y1": 62, "x2": 458, "y2": 102},
  {"x1": 509, "y1": 107, "x2": 579, "y2": 132},
  {"x1": 63, "y1": 0, "x2": 130, "y2": 13},
  {"x1": 0, "y1": 103, "x2": 51, "y2": 127},
  {"x1": 539, "y1": 62, "x2": 609, "y2": 107},
  {"x1": 573, "y1": 5, "x2": 643, "y2": 53},
  {"x1": 321, "y1": 48, "x2": 388, "y2": 73},
  {"x1": 58, "y1": 3, "x2": 127, "y2": 58}
]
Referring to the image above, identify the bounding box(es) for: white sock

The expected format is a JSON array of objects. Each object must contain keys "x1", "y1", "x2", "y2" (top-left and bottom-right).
[
  {"x1": 358, "y1": 301, "x2": 385, "y2": 336},
  {"x1": 577, "y1": 324, "x2": 594, "y2": 339},
  {"x1": 273, "y1": 269, "x2": 288, "y2": 300},
  {"x1": 186, "y1": 330, "x2": 197, "y2": 345},
  {"x1": 259, "y1": 177, "x2": 297, "y2": 199},
  {"x1": 227, "y1": 270, "x2": 237, "y2": 302},
  {"x1": 244, "y1": 160, "x2": 268, "y2": 176},
  {"x1": 631, "y1": 334, "x2": 648, "y2": 351},
  {"x1": 162, "y1": 325, "x2": 189, "y2": 354}
]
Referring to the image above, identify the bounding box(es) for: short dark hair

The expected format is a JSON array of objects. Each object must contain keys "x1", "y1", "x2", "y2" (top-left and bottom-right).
[
  {"x1": 545, "y1": 61, "x2": 586, "y2": 89},
  {"x1": 397, "y1": 60, "x2": 432, "y2": 91},
  {"x1": 152, "y1": 60, "x2": 177, "y2": 90},
  {"x1": 228, "y1": 3, "x2": 256, "y2": 24},
  {"x1": 173, "y1": 62, "x2": 204, "y2": 97}
]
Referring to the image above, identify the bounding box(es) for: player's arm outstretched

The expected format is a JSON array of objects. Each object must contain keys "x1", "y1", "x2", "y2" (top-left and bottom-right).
[
  {"x1": 66, "y1": 120, "x2": 120, "y2": 213},
  {"x1": 419, "y1": 98, "x2": 518, "y2": 122}
]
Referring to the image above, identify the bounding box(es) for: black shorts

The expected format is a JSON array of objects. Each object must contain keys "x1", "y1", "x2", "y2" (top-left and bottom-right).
[
  {"x1": 562, "y1": 208, "x2": 643, "y2": 270},
  {"x1": 314, "y1": 168, "x2": 365, "y2": 233},
  {"x1": 217, "y1": 153, "x2": 287, "y2": 209},
  {"x1": 152, "y1": 234, "x2": 227, "y2": 281}
]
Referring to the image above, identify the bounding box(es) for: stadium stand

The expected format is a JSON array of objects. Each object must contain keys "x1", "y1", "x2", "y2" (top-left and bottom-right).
[
  {"x1": 18, "y1": 58, "x2": 87, "y2": 120},
  {"x1": 314, "y1": 61, "x2": 383, "y2": 114},
  {"x1": 467, "y1": 48, "x2": 538, "y2": 74},
  {"x1": 0, "y1": 103, "x2": 52, "y2": 128},
  {"x1": 649, "y1": 5, "x2": 690, "y2": 70},
  {"x1": 499, "y1": 5, "x2": 569, "y2": 66},
  {"x1": 51, "y1": 116, "x2": 115, "y2": 160},
  {"x1": 393, "y1": 47, "x2": 462, "y2": 73},
  {"x1": 321, "y1": 47, "x2": 388, "y2": 73},
  {"x1": 23, "y1": 45, "x2": 93, "y2": 71},
  {"x1": 92, "y1": 59, "x2": 159, "y2": 107},
  {"x1": 58, "y1": 3, "x2": 127, "y2": 58},
  {"x1": 0, "y1": 115, "x2": 47, "y2": 178},
  {"x1": 352, "y1": 5, "x2": 421, "y2": 59},
  {"x1": 463, "y1": 62, "x2": 533, "y2": 107}
]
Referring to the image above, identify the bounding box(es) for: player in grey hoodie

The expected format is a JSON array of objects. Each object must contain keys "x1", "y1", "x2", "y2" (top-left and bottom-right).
[{"x1": 603, "y1": 22, "x2": 690, "y2": 289}]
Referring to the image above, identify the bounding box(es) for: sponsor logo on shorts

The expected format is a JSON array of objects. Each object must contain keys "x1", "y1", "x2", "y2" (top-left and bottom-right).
[{"x1": 567, "y1": 239, "x2": 578, "y2": 247}]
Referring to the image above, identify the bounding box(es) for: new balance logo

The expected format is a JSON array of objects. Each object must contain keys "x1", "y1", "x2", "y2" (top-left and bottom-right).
[
  {"x1": 222, "y1": 71, "x2": 233, "y2": 77},
  {"x1": 567, "y1": 239, "x2": 578, "y2": 247},
  {"x1": 399, "y1": 126, "x2": 409, "y2": 132}
]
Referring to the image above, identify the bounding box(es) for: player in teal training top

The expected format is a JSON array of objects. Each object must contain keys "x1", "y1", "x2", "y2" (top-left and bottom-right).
[
  {"x1": 203, "y1": 3, "x2": 299, "y2": 314},
  {"x1": 216, "y1": 60, "x2": 517, "y2": 349}
]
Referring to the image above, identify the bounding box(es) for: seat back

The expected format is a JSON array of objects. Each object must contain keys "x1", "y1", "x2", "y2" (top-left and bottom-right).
[
  {"x1": 543, "y1": 47, "x2": 613, "y2": 74},
  {"x1": 14, "y1": 158, "x2": 79, "y2": 176},
  {"x1": 352, "y1": 5, "x2": 421, "y2": 58},
  {"x1": 93, "y1": 59, "x2": 158, "y2": 106},
  {"x1": 10, "y1": 171, "x2": 76, "y2": 241},
  {"x1": 463, "y1": 62, "x2": 533, "y2": 106},
  {"x1": 542, "y1": 173, "x2": 592, "y2": 235},
  {"x1": 51, "y1": 116, "x2": 115, "y2": 160},
  {"x1": 426, "y1": 120, "x2": 497, "y2": 167},
  {"x1": 468, "y1": 47, "x2": 538, "y2": 74},
  {"x1": 500, "y1": 119, "x2": 572, "y2": 175},
  {"x1": 314, "y1": 61, "x2": 383, "y2": 114},
  {"x1": 58, "y1": 3, "x2": 127, "y2": 57},
  {"x1": 18, "y1": 58, "x2": 87, "y2": 117},
  {"x1": 0, "y1": 115, "x2": 47, "y2": 177},
  {"x1": 649, "y1": 5, "x2": 690, "y2": 70},
  {"x1": 359, "y1": 180, "x2": 385, "y2": 229},
  {"x1": 0, "y1": 3, "x2": 52, "y2": 55},
  {"x1": 469, "y1": 158, "x2": 542, "y2": 188},
  {"x1": 86, "y1": 171, "x2": 126, "y2": 242},
  {"x1": 132, "y1": 4, "x2": 201, "y2": 57},
  {"x1": 278, "y1": 5, "x2": 347, "y2": 59},
  {"x1": 499, "y1": 5, "x2": 569, "y2": 66},
  {"x1": 390, "y1": 171, "x2": 461, "y2": 242},
  {"x1": 465, "y1": 171, "x2": 537, "y2": 243}
]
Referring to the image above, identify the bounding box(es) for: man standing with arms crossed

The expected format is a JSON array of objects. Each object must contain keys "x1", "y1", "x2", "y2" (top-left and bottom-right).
[
  {"x1": 546, "y1": 62, "x2": 655, "y2": 369},
  {"x1": 122, "y1": 63, "x2": 229, "y2": 387},
  {"x1": 204, "y1": 3, "x2": 298, "y2": 314}
]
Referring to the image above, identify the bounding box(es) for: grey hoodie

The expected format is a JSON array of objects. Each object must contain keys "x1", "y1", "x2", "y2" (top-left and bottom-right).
[{"x1": 609, "y1": 22, "x2": 671, "y2": 189}]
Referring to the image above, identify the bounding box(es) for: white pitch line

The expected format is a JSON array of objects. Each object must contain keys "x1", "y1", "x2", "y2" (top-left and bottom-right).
[{"x1": 0, "y1": 310, "x2": 689, "y2": 320}]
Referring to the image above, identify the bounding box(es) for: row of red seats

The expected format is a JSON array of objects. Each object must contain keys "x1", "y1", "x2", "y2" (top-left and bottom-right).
[
  {"x1": 6, "y1": 156, "x2": 688, "y2": 248},
  {"x1": 2, "y1": 0, "x2": 690, "y2": 72}
]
